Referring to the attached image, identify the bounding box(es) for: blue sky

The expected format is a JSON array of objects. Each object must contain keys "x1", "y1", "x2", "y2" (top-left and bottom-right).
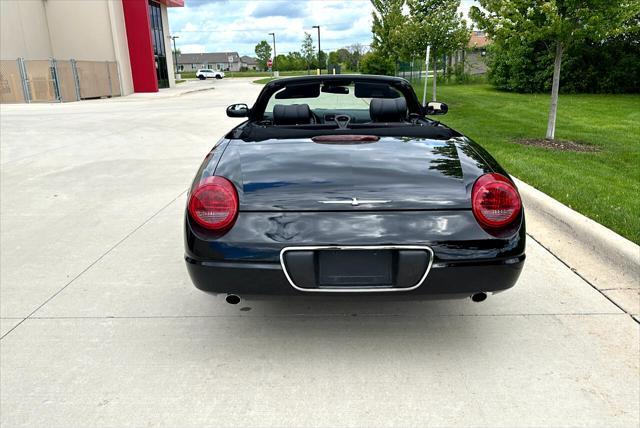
[{"x1": 168, "y1": 0, "x2": 477, "y2": 56}]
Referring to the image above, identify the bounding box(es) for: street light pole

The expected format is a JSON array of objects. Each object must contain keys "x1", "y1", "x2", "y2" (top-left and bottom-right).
[
  {"x1": 312, "y1": 25, "x2": 321, "y2": 75},
  {"x1": 268, "y1": 32, "x2": 277, "y2": 73},
  {"x1": 170, "y1": 35, "x2": 179, "y2": 76}
]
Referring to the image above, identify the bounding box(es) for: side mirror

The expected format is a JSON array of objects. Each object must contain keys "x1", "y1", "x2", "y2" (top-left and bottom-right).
[
  {"x1": 425, "y1": 101, "x2": 448, "y2": 115},
  {"x1": 226, "y1": 103, "x2": 249, "y2": 118}
]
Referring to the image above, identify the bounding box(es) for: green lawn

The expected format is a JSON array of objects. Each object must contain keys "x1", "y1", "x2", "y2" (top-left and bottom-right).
[
  {"x1": 414, "y1": 81, "x2": 640, "y2": 243},
  {"x1": 254, "y1": 77, "x2": 276, "y2": 84}
]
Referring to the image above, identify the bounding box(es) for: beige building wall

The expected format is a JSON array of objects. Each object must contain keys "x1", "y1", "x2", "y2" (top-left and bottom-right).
[
  {"x1": 1, "y1": 0, "x2": 174, "y2": 95},
  {"x1": 107, "y1": 0, "x2": 134, "y2": 95},
  {"x1": 0, "y1": 0, "x2": 53, "y2": 60},
  {"x1": 44, "y1": 0, "x2": 116, "y2": 61}
]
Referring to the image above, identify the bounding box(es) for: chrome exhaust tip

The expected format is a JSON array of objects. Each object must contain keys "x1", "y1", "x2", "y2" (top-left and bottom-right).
[
  {"x1": 471, "y1": 292, "x2": 487, "y2": 303},
  {"x1": 225, "y1": 294, "x2": 241, "y2": 305}
]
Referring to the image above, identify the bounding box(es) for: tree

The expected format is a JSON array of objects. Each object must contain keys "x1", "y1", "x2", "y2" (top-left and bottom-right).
[
  {"x1": 287, "y1": 52, "x2": 306, "y2": 70},
  {"x1": 318, "y1": 50, "x2": 328, "y2": 70},
  {"x1": 254, "y1": 40, "x2": 272, "y2": 71},
  {"x1": 274, "y1": 54, "x2": 289, "y2": 71},
  {"x1": 335, "y1": 48, "x2": 351, "y2": 64},
  {"x1": 347, "y1": 43, "x2": 366, "y2": 71},
  {"x1": 328, "y1": 51, "x2": 340, "y2": 67},
  {"x1": 370, "y1": 0, "x2": 406, "y2": 72},
  {"x1": 470, "y1": 0, "x2": 639, "y2": 140},
  {"x1": 327, "y1": 49, "x2": 352, "y2": 70},
  {"x1": 302, "y1": 32, "x2": 315, "y2": 73},
  {"x1": 360, "y1": 50, "x2": 395, "y2": 75},
  {"x1": 405, "y1": 0, "x2": 469, "y2": 100}
]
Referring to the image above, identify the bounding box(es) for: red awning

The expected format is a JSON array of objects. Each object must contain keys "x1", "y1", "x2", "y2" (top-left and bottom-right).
[{"x1": 156, "y1": 0, "x2": 184, "y2": 7}]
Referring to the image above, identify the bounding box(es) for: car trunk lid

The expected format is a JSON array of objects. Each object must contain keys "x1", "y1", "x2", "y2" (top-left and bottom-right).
[{"x1": 233, "y1": 137, "x2": 472, "y2": 211}]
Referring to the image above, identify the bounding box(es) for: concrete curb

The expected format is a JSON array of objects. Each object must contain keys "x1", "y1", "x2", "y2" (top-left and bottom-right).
[
  {"x1": 514, "y1": 177, "x2": 639, "y2": 314},
  {"x1": 515, "y1": 178, "x2": 639, "y2": 271},
  {"x1": 179, "y1": 87, "x2": 216, "y2": 97}
]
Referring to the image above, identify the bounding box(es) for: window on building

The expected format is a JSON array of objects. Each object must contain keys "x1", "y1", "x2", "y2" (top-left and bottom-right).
[{"x1": 148, "y1": 0, "x2": 169, "y2": 88}]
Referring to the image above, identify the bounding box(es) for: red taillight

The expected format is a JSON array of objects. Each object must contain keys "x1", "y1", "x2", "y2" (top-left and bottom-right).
[
  {"x1": 188, "y1": 176, "x2": 238, "y2": 231},
  {"x1": 472, "y1": 173, "x2": 522, "y2": 229}
]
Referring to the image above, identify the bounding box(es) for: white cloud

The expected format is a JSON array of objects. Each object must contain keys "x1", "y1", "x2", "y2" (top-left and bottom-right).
[
  {"x1": 168, "y1": 0, "x2": 373, "y2": 55},
  {"x1": 168, "y1": 0, "x2": 481, "y2": 55}
]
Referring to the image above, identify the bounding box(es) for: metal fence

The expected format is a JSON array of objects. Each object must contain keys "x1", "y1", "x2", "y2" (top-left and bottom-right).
[{"x1": 0, "y1": 58, "x2": 121, "y2": 104}]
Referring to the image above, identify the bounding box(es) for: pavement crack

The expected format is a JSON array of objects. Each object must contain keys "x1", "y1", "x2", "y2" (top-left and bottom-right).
[
  {"x1": 527, "y1": 233, "x2": 639, "y2": 325},
  {"x1": 0, "y1": 189, "x2": 187, "y2": 340}
]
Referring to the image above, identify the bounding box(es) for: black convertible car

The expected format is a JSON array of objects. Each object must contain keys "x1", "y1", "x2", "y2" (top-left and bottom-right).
[{"x1": 185, "y1": 75, "x2": 525, "y2": 303}]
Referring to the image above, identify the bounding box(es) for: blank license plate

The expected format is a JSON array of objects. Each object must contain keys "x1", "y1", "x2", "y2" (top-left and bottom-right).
[{"x1": 318, "y1": 250, "x2": 393, "y2": 286}]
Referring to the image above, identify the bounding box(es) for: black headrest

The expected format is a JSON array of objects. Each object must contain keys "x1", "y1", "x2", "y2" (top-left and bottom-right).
[
  {"x1": 273, "y1": 104, "x2": 312, "y2": 125},
  {"x1": 369, "y1": 97, "x2": 407, "y2": 122}
]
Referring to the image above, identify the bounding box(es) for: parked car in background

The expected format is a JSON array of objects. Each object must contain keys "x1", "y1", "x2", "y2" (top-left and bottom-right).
[
  {"x1": 195, "y1": 69, "x2": 224, "y2": 80},
  {"x1": 185, "y1": 75, "x2": 525, "y2": 303}
]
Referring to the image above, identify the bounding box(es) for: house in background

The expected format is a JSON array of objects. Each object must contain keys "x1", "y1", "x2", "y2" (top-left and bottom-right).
[
  {"x1": 241, "y1": 56, "x2": 259, "y2": 71},
  {"x1": 466, "y1": 30, "x2": 491, "y2": 75},
  {"x1": 176, "y1": 52, "x2": 260, "y2": 72},
  {"x1": 468, "y1": 30, "x2": 490, "y2": 51},
  {"x1": 177, "y1": 52, "x2": 240, "y2": 72}
]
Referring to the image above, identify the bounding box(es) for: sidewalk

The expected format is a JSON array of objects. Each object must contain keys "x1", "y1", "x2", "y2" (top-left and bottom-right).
[{"x1": 124, "y1": 80, "x2": 217, "y2": 99}]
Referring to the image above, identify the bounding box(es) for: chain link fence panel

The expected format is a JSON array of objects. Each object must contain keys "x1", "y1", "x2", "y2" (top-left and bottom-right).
[
  {"x1": 0, "y1": 61, "x2": 26, "y2": 103},
  {"x1": 23, "y1": 60, "x2": 58, "y2": 102},
  {"x1": 0, "y1": 59, "x2": 121, "y2": 103},
  {"x1": 55, "y1": 60, "x2": 79, "y2": 102}
]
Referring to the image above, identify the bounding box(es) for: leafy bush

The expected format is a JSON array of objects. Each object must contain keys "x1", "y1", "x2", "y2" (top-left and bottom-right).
[
  {"x1": 561, "y1": 36, "x2": 640, "y2": 93},
  {"x1": 452, "y1": 62, "x2": 472, "y2": 84},
  {"x1": 360, "y1": 51, "x2": 395, "y2": 76},
  {"x1": 487, "y1": 35, "x2": 640, "y2": 94}
]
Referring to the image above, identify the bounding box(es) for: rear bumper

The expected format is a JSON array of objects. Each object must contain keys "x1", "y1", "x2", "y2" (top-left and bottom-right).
[
  {"x1": 185, "y1": 253, "x2": 525, "y2": 297},
  {"x1": 185, "y1": 210, "x2": 526, "y2": 297}
]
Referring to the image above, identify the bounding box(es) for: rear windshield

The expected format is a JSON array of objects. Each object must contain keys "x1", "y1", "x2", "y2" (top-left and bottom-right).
[{"x1": 265, "y1": 82, "x2": 403, "y2": 116}]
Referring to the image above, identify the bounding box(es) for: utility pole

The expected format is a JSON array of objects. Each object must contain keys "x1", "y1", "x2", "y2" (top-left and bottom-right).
[
  {"x1": 170, "y1": 35, "x2": 180, "y2": 76},
  {"x1": 312, "y1": 25, "x2": 321, "y2": 75},
  {"x1": 268, "y1": 32, "x2": 277, "y2": 73}
]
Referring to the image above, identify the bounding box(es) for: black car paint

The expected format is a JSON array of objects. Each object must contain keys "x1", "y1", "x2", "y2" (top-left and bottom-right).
[
  {"x1": 184, "y1": 75, "x2": 525, "y2": 297},
  {"x1": 215, "y1": 137, "x2": 484, "y2": 211}
]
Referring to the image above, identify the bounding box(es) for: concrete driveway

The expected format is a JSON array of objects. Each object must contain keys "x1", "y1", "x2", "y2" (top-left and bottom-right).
[{"x1": 1, "y1": 78, "x2": 638, "y2": 427}]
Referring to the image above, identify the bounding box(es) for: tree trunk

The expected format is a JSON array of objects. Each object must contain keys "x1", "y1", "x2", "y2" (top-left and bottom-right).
[
  {"x1": 546, "y1": 42, "x2": 564, "y2": 140},
  {"x1": 447, "y1": 53, "x2": 453, "y2": 81},
  {"x1": 410, "y1": 58, "x2": 413, "y2": 81},
  {"x1": 442, "y1": 55, "x2": 446, "y2": 78},
  {"x1": 432, "y1": 49, "x2": 437, "y2": 101}
]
